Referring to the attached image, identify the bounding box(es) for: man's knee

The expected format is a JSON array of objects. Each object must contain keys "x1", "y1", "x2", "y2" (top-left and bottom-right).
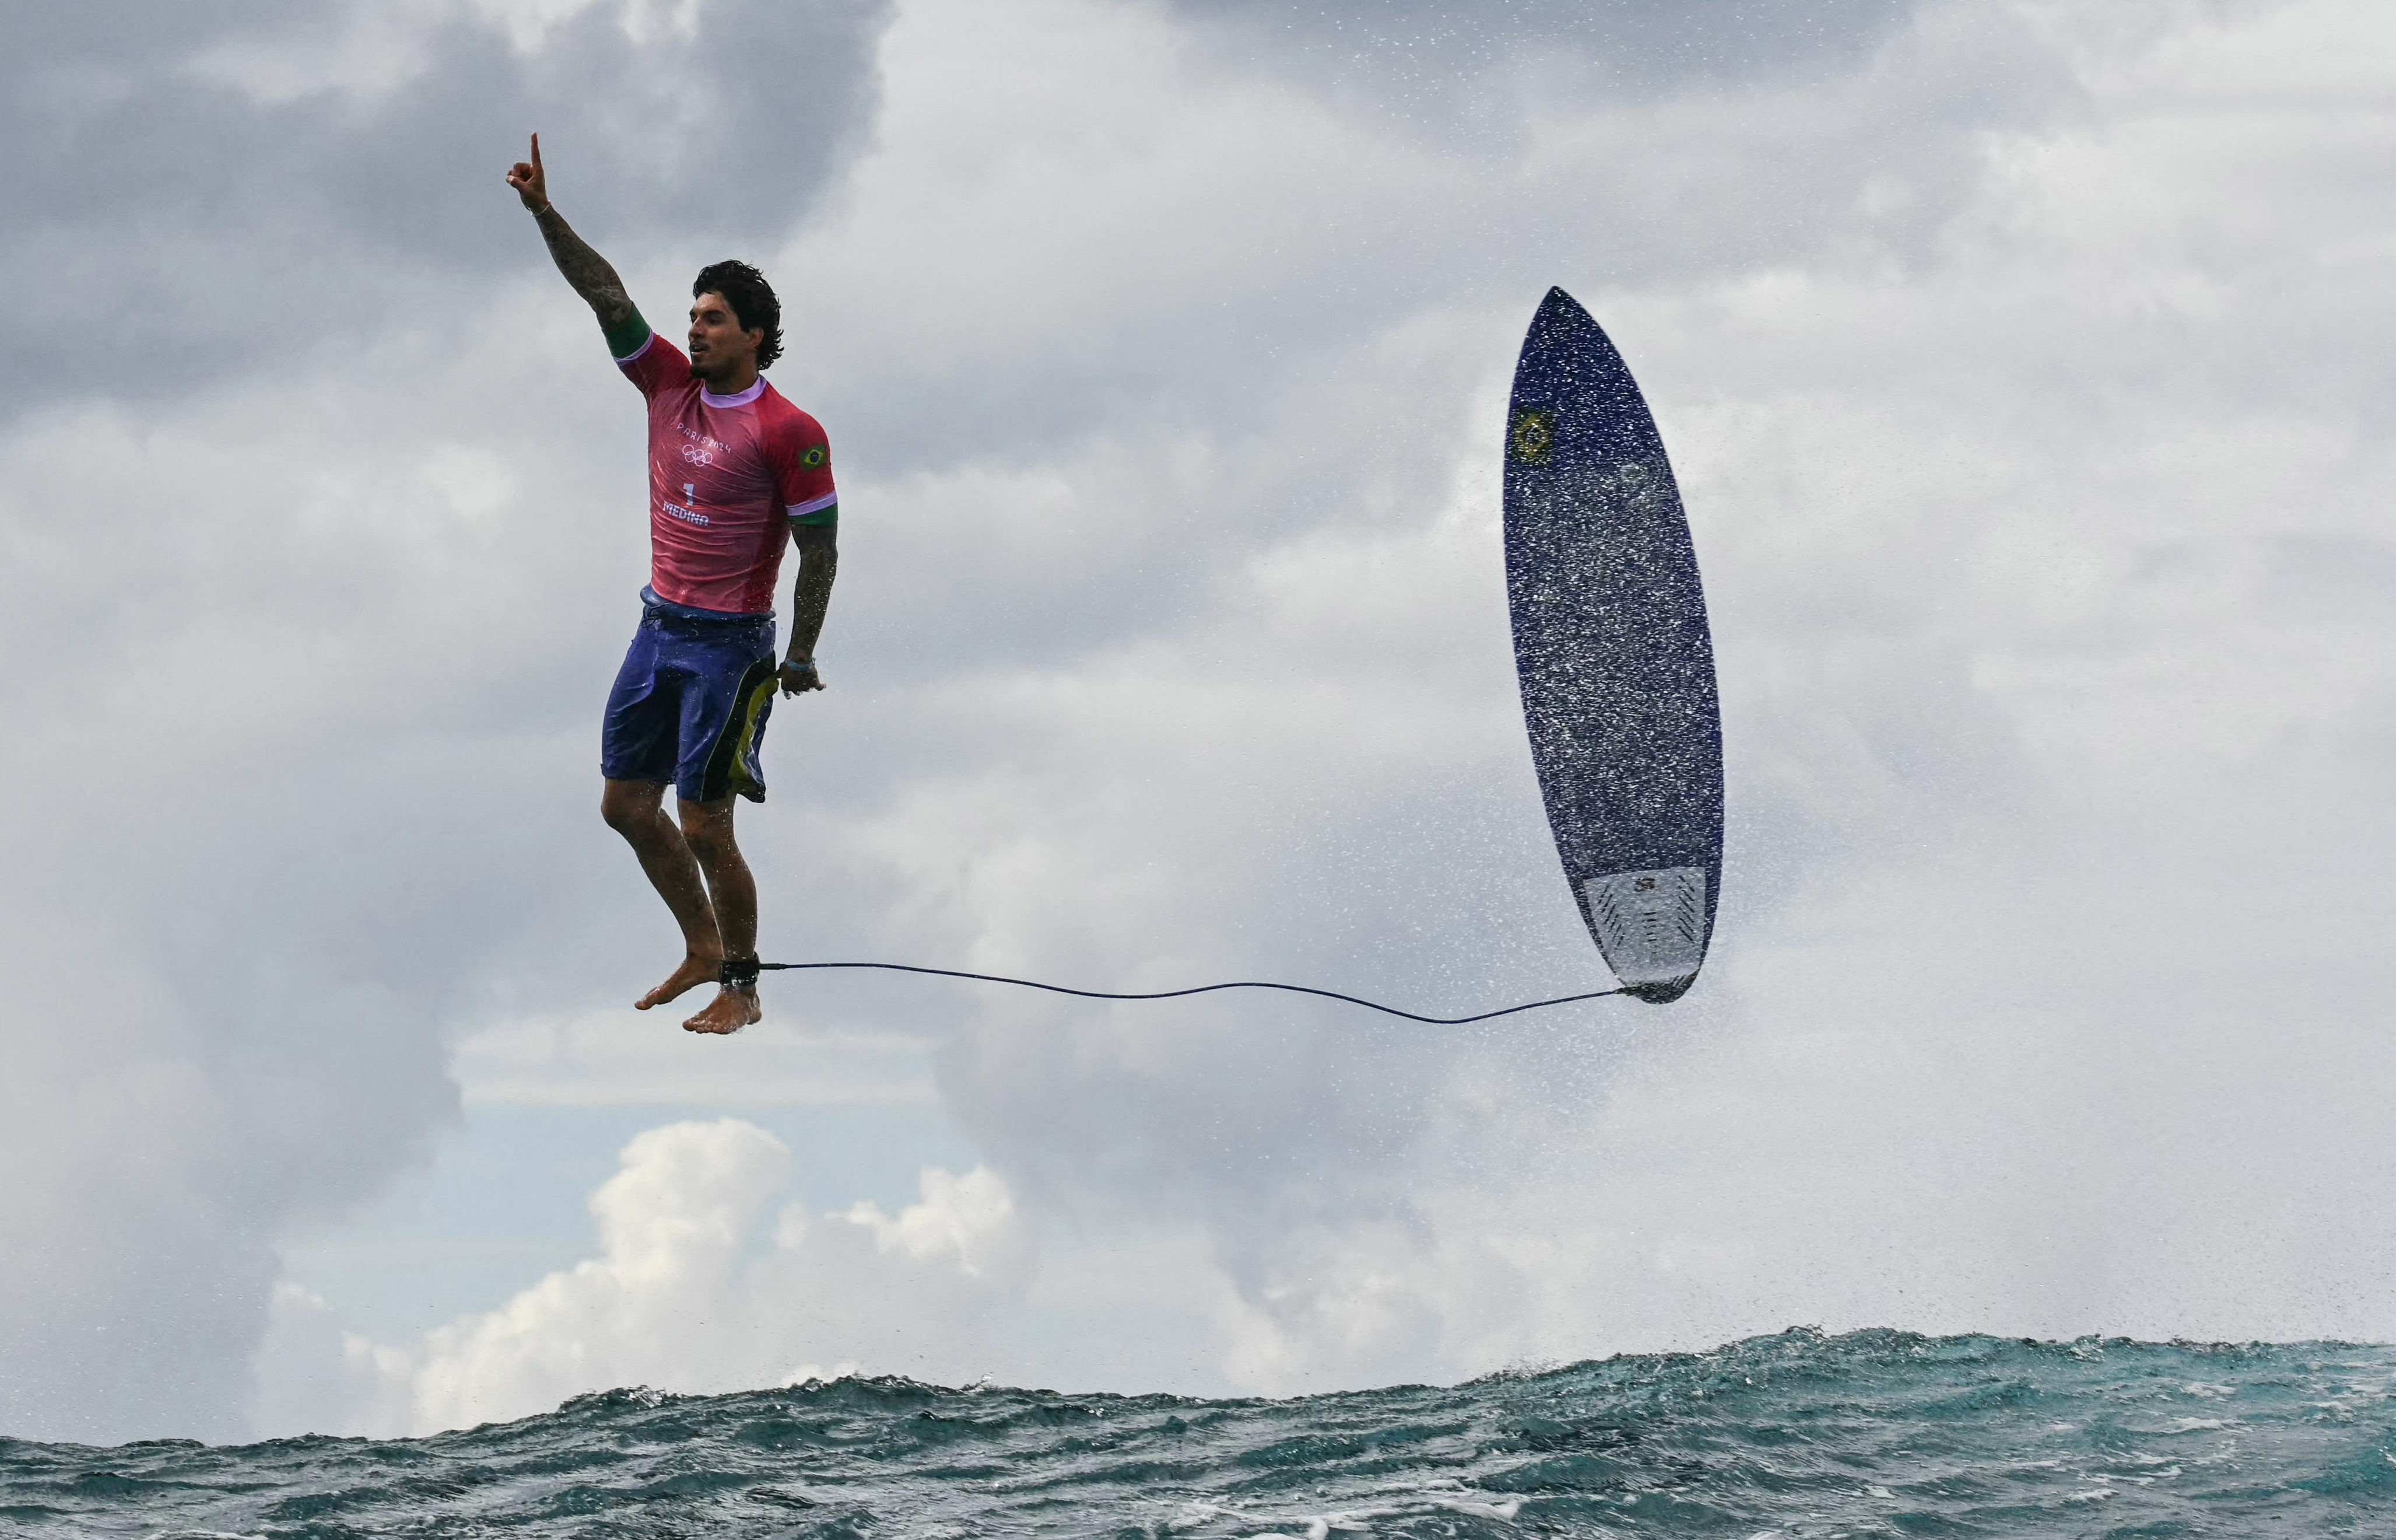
[
  {"x1": 601, "y1": 780, "x2": 662, "y2": 836},
  {"x1": 678, "y1": 798, "x2": 738, "y2": 862}
]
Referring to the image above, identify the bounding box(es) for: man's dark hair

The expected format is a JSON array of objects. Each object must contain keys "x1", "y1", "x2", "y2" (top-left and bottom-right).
[{"x1": 693, "y1": 259, "x2": 783, "y2": 369}]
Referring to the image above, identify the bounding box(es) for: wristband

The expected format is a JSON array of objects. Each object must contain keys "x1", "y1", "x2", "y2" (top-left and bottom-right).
[{"x1": 784, "y1": 657, "x2": 818, "y2": 673}]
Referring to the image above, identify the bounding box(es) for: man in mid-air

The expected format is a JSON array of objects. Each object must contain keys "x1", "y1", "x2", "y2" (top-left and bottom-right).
[{"x1": 507, "y1": 134, "x2": 839, "y2": 1036}]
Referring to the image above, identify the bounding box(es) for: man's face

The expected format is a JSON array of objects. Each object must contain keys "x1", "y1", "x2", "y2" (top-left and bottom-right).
[{"x1": 687, "y1": 292, "x2": 762, "y2": 384}]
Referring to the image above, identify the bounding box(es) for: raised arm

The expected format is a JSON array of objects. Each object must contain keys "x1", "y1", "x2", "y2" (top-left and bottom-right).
[{"x1": 504, "y1": 134, "x2": 639, "y2": 334}]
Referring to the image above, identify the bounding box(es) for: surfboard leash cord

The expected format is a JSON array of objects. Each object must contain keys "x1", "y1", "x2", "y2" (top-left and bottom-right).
[{"x1": 720, "y1": 958, "x2": 1625, "y2": 1025}]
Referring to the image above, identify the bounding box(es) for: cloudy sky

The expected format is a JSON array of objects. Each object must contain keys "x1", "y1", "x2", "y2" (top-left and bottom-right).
[{"x1": 2, "y1": 0, "x2": 2391, "y2": 1444}]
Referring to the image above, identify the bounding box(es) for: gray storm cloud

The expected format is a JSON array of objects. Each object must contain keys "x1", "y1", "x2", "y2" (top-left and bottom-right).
[
  {"x1": 3, "y1": 0, "x2": 2393, "y2": 1443},
  {"x1": 1175, "y1": 0, "x2": 1917, "y2": 92},
  {"x1": 0, "y1": 0, "x2": 886, "y2": 413}
]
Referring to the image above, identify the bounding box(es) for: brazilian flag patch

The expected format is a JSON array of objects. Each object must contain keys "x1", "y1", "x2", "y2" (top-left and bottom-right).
[
  {"x1": 1509, "y1": 406, "x2": 1556, "y2": 465},
  {"x1": 801, "y1": 445, "x2": 826, "y2": 469}
]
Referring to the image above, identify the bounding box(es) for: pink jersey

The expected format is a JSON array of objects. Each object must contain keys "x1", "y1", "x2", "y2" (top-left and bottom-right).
[{"x1": 617, "y1": 331, "x2": 837, "y2": 615}]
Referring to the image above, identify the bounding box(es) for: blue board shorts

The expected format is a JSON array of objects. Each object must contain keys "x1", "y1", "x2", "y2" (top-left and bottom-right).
[{"x1": 601, "y1": 588, "x2": 780, "y2": 803}]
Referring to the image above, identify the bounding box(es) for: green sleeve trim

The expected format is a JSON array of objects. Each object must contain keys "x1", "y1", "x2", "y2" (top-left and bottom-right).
[
  {"x1": 789, "y1": 503, "x2": 839, "y2": 528},
  {"x1": 602, "y1": 307, "x2": 652, "y2": 361}
]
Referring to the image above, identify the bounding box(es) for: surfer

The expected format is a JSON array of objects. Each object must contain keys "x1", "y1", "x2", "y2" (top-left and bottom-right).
[{"x1": 506, "y1": 133, "x2": 840, "y2": 1036}]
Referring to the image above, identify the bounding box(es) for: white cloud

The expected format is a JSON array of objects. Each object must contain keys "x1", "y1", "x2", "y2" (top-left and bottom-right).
[
  {"x1": 299, "y1": 1120, "x2": 1033, "y2": 1434},
  {"x1": 252, "y1": 1282, "x2": 419, "y2": 1438}
]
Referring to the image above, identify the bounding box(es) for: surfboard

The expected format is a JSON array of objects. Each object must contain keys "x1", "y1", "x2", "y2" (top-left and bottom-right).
[{"x1": 1503, "y1": 287, "x2": 1723, "y2": 1004}]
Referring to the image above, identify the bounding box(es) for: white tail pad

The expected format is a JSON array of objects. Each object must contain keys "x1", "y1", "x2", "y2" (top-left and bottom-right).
[{"x1": 1581, "y1": 866, "x2": 1708, "y2": 989}]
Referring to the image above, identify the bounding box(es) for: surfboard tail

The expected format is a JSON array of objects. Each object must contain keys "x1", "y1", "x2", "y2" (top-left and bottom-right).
[{"x1": 1580, "y1": 865, "x2": 1707, "y2": 1001}]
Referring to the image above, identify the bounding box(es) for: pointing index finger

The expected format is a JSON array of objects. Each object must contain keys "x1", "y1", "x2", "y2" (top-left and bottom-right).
[{"x1": 529, "y1": 131, "x2": 542, "y2": 171}]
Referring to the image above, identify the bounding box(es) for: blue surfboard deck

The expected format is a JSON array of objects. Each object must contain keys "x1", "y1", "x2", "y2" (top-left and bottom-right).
[{"x1": 1503, "y1": 287, "x2": 1723, "y2": 1004}]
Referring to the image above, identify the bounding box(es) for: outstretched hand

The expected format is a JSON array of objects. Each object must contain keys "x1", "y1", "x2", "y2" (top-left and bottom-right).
[{"x1": 505, "y1": 132, "x2": 548, "y2": 212}]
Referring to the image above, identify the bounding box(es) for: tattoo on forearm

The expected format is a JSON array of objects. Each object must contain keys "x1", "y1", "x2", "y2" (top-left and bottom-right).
[
  {"x1": 534, "y1": 207, "x2": 636, "y2": 328},
  {"x1": 790, "y1": 547, "x2": 839, "y2": 654}
]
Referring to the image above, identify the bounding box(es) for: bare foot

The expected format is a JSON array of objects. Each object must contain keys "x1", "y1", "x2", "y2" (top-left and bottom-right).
[
  {"x1": 682, "y1": 985, "x2": 763, "y2": 1036},
  {"x1": 636, "y1": 952, "x2": 724, "y2": 1011}
]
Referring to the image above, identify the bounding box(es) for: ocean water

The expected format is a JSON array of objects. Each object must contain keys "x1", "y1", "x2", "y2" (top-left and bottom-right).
[{"x1": 4, "y1": 1329, "x2": 2391, "y2": 1537}]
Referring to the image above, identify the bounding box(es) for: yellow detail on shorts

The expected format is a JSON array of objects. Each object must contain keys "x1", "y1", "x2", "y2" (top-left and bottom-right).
[{"x1": 725, "y1": 669, "x2": 777, "y2": 799}]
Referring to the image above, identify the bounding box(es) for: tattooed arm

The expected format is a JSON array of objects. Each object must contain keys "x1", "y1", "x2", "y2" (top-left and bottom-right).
[
  {"x1": 779, "y1": 522, "x2": 840, "y2": 696},
  {"x1": 504, "y1": 134, "x2": 639, "y2": 333}
]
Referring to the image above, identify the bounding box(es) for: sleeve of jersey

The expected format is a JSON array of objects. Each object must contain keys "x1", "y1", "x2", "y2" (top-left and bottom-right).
[
  {"x1": 613, "y1": 317, "x2": 689, "y2": 399},
  {"x1": 773, "y1": 410, "x2": 839, "y2": 527}
]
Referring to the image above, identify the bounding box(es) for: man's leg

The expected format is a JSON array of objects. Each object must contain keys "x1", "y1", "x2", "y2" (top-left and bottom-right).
[
  {"x1": 601, "y1": 777, "x2": 728, "y2": 1009},
  {"x1": 676, "y1": 794, "x2": 763, "y2": 1035}
]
